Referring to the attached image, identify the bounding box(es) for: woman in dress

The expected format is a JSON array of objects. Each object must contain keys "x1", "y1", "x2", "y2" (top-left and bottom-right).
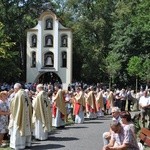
[
  {"x1": 120, "y1": 111, "x2": 135, "y2": 136},
  {"x1": 0, "y1": 91, "x2": 10, "y2": 147}
]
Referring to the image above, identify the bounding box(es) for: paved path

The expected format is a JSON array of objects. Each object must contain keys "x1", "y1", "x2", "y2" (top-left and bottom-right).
[
  {"x1": 2, "y1": 111, "x2": 140, "y2": 150},
  {"x1": 31, "y1": 111, "x2": 139, "y2": 150},
  {"x1": 31, "y1": 116, "x2": 112, "y2": 150}
]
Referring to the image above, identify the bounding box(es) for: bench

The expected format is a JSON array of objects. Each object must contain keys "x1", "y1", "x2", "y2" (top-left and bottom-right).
[{"x1": 139, "y1": 127, "x2": 150, "y2": 147}]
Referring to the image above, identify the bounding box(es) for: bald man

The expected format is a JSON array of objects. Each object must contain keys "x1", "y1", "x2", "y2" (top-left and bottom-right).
[
  {"x1": 32, "y1": 84, "x2": 52, "y2": 140},
  {"x1": 9, "y1": 83, "x2": 32, "y2": 149}
]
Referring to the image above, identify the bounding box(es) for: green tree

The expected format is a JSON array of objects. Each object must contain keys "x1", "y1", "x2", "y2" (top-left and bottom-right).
[
  {"x1": 109, "y1": 0, "x2": 150, "y2": 86},
  {"x1": 105, "y1": 51, "x2": 122, "y2": 89},
  {"x1": 141, "y1": 57, "x2": 150, "y2": 85},
  {"x1": 57, "y1": 0, "x2": 115, "y2": 83},
  {"x1": 127, "y1": 56, "x2": 143, "y2": 93},
  {"x1": 0, "y1": 22, "x2": 21, "y2": 82},
  {"x1": 0, "y1": 0, "x2": 149, "y2": 86},
  {"x1": 0, "y1": 0, "x2": 55, "y2": 81}
]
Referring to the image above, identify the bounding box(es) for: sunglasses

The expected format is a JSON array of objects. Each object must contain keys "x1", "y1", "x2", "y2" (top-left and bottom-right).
[{"x1": 112, "y1": 112, "x2": 116, "y2": 114}]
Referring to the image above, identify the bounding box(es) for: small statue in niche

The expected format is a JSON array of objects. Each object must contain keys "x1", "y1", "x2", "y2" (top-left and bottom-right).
[
  {"x1": 47, "y1": 21, "x2": 51, "y2": 28},
  {"x1": 47, "y1": 38, "x2": 52, "y2": 46},
  {"x1": 62, "y1": 52, "x2": 67, "y2": 67},
  {"x1": 32, "y1": 35, "x2": 37, "y2": 47},
  {"x1": 62, "y1": 36, "x2": 67, "y2": 47},
  {"x1": 63, "y1": 38, "x2": 67, "y2": 46},
  {"x1": 32, "y1": 52, "x2": 36, "y2": 67},
  {"x1": 46, "y1": 19, "x2": 53, "y2": 29},
  {"x1": 45, "y1": 35, "x2": 53, "y2": 47},
  {"x1": 45, "y1": 55, "x2": 53, "y2": 67},
  {"x1": 62, "y1": 52, "x2": 66, "y2": 59}
]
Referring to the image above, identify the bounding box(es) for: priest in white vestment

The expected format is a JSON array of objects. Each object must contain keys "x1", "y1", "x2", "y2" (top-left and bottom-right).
[
  {"x1": 9, "y1": 83, "x2": 32, "y2": 149},
  {"x1": 96, "y1": 90, "x2": 104, "y2": 117},
  {"x1": 52, "y1": 84, "x2": 67, "y2": 128},
  {"x1": 86, "y1": 86, "x2": 97, "y2": 119},
  {"x1": 107, "y1": 90, "x2": 114, "y2": 113},
  {"x1": 73, "y1": 87, "x2": 85, "y2": 124},
  {"x1": 32, "y1": 84, "x2": 52, "y2": 140}
]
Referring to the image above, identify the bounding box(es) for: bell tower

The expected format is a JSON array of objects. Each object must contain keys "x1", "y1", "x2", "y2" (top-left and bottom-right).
[{"x1": 26, "y1": 10, "x2": 72, "y2": 89}]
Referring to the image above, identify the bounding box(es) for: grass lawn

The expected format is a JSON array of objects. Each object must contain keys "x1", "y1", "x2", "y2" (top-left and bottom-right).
[
  {"x1": 0, "y1": 148, "x2": 11, "y2": 150},
  {"x1": 145, "y1": 146, "x2": 150, "y2": 150}
]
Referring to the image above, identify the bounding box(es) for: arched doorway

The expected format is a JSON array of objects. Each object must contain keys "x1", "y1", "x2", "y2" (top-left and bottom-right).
[{"x1": 36, "y1": 72, "x2": 62, "y2": 84}]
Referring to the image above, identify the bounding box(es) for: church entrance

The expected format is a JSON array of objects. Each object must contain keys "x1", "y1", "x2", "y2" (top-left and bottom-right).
[{"x1": 36, "y1": 72, "x2": 62, "y2": 84}]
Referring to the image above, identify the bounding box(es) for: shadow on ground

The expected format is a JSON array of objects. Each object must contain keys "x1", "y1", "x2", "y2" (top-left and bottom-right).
[
  {"x1": 83, "y1": 121, "x2": 104, "y2": 124},
  {"x1": 48, "y1": 136, "x2": 79, "y2": 141},
  {"x1": 31, "y1": 144, "x2": 65, "y2": 149},
  {"x1": 67, "y1": 126, "x2": 88, "y2": 129}
]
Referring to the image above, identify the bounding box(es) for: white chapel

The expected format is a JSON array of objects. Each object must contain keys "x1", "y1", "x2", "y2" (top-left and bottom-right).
[{"x1": 26, "y1": 10, "x2": 72, "y2": 89}]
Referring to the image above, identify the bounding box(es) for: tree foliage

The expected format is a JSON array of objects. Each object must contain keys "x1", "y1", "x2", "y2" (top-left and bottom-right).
[
  {"x1": 141, "y1": 57, "x2": 150, "y2": 83},
  {"x1": 105, "y1": 50, "x2": 122, "y2": 88},
  {"x1": 108, "y1": 0, "x2": 150, "y2": 86},
  {"x1": 0, "y1": 22, "x2": 21, "y2": 82},
  {"x1": 127, "y1": 56, "x2": 143, "y2": 78},
  {"x1": 0, "y1": 0, "x2": 55, "y2": 81},
  {"x1": 57, "y1": 0, "x2": 115, "y2": 83},
  {"x1": 0, "y1": 0, "x2": 149, "y2": 87}
]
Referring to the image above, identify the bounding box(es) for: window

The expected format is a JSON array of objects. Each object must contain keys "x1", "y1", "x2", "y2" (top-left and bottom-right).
[
  {"x1": 61, "y1": 51, "x2": 67, "y2": 67},
  {"x1": 31, "y1": 34, "x2": 37, "y2": 47},
  {"x1": 61, "y1": 35, "x2": 68, "y2": 47},
  {"x1": 45, "y1": 18, "x2": 53, "y2": 30},
  {"x1": 45, "y1": 35, "x2": 53, "y2": 47},
  {"x1": 44, "y1": 52, "x2": 54, "y2": 67},
  {"x1": 31, "y1": 51, "x2": 36, "y2": 67}
]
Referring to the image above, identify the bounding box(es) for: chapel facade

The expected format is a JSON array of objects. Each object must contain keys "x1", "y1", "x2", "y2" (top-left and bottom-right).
[{"x1": 26, "y1": 10, "x2": 72, "y2": 89}]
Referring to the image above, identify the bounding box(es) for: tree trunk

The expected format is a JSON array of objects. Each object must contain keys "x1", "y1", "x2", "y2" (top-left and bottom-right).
[
  {"x1": 109, "y1": 76, "x2": 111, "y2": 90},
  {"x1": 135, "y1": 77, "x2": 138, "y2": 94}
]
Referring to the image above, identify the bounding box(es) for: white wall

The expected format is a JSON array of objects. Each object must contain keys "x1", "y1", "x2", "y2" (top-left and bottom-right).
[{"x1": 26, "y1": 11, "x2": 72, "y2": 85}]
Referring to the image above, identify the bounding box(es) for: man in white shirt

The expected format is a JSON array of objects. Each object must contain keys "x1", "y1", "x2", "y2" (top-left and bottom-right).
[
  {"x1": 102, "y1": 107, "x2": 121, "y2": 145},
  {"x1": 139, "y1": 90, "x2": 150, "y2": 128},
  {"x1": 119, "y1": 89, "x2": 127, "y2": 111},
  {"x1": 103, "y1": 120, "x2": 139, "y2": 150}
]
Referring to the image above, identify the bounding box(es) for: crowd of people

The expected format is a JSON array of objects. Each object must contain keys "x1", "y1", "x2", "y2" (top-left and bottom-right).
[{"x1": 0, "y1": 82, "x2": 150, "y2": 149}]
